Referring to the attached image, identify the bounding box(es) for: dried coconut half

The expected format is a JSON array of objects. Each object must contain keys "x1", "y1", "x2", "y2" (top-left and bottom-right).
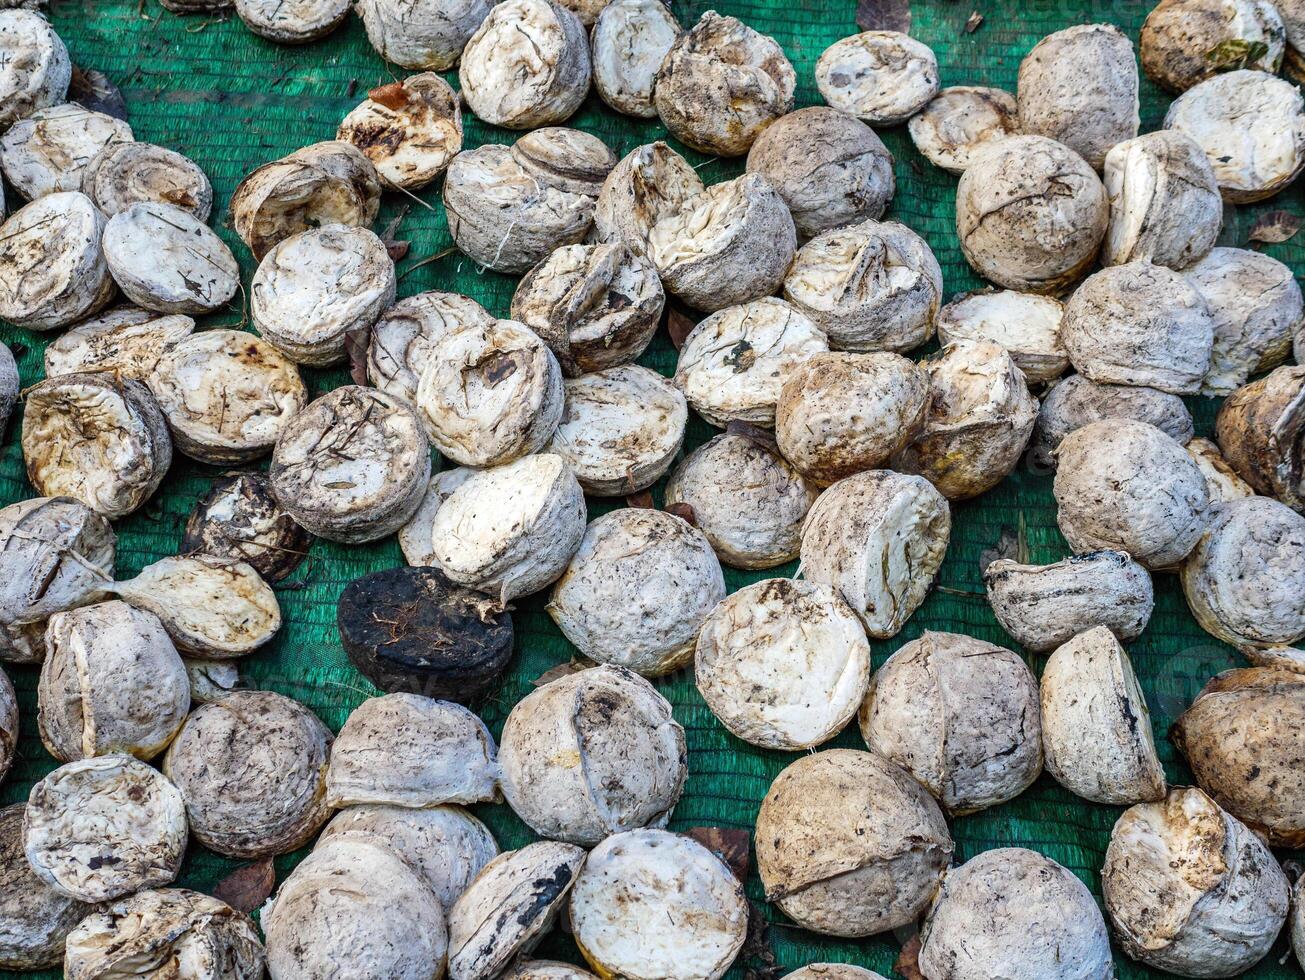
[
  {"x1": 0, "y1": 11, "x2": 70, "y2": 129},
  {"x1": 907, "y1": 86, "x2": 1018, "y2": 175},
  {"x1": 43, "y1": 306, "x2": 194, "y2": 381},
  {"x1": 0, "y1": 497, "x2": 115, "y2": 664},
  {"x1": 0, "y1": 191, "x2": 113, "y2": 330},
  {"x1": 82, "y1": 141, "x2": 213, "y2": 220},
  {"x1": 23, "y1": 755, "x2": 187, "y2": 903},
  {"x1": 511, "y1": 127, "x2": 617, "y2": 198},
  {"x1": 102, "y1": 202, "x2": 239, "y2": 315},
  {"x1": 935, "y1": 290, "x2": 1067, "y2": 384},
  {"x1": 498, "y1": 664, "x2": 686, "y2": 844},
  {"x1": 337, "y1": 73, "x2": 463, "y2": 190},
  {"x1": 251, "y1": 223, "x2": 396, "y2": 366},
  {"x1": 569, "y1": 830, "x2": 748, "y2": 980},
  {"x1": 546, "y1": 364, "x2": 686, "y2": 496},
  {"x1": 269, "y1": 385, "x2": 430, "y2": 543},
  {"x1": 163, "y1": 690, "x2": 332, "y2": 858},
  {"x1": 591, "y1": 0, "x2": 680, "y2": 118},
  {"x1": 326, "y1": 693, "x2": 500, "y2": 808},
  {"x1": 234, "y1": 0, "x2": 348, "y2": 43},
  {"x1": 593, "y1": 141, "x2": 703, "y2": 258},
  {"x1": 0, "y1": 803, "x2": 90, "y2": 970},
  {"x1": 148, "y1": 329, "x2": 307, "y2": 464},
  {"x1": 356, "y1": 0, "x2": 493, "y2": 70},
  {"x1": 697, "y1": 578, "x2": 870, "y2": 751},
  {"x1": 104, "y1": 555, "x2": 281, "y2": 658},
  {"x1": 397, "y1": 466, "x2": 473, "y2": 568},
  {"x1": 367, "y1": 291, "x2": 495, "y2": 407},
  {"x1": 22, "y1": 374, "x2": 171, "y2": 519},
  {"x1": 0, "y1": 103, "x2": 132, "y2": 201},
  {"x1": 816, "y1": 31, "x2": 939, "y2": 125}
]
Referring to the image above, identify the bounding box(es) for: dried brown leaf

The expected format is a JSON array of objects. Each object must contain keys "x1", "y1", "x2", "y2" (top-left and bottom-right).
[
  {"x1": 625, "y1": 490, "x2": 655, "y2": 509},
  {"x1": 725, "y1": 419, "x2": 780, "y2": 454},
  {"x1": 368, "y1": 81, "x2": 410, "y2": 111},
  {"x1": 380, "y1": 209, "x2": 411, "y2": 262},
  {"x1": 69, "y1": 67, "x2": 128, "y2": 121},
  {"x1": 1248, "y1": 209, "x2": 1301, "y2": 245},
  {"x1": 532, "y1": 658, "x2": 589, "y2": 687},
  {"x1": 213, "y1": 856, "x2": 275, "y2": 913},
  {"x1": 856, "y1": 0, "x2": 911, "y2": 33},
  {"x1": 664, "y1": 501, "x2": 697, "y2": 526},
  {"x1": 343, "y1": 322, "x2": 372, "y2": 387},
  {"x1": 963, "y1": 9, "x2": 984, "y2": 33},
  {"x1": 666, "y1": 304, "x2": 697, "y2": 351},
  {"x1": 686, "y1": 827, "x2": 750, "y2": 882},
  {"x1": 895, "y1": 934, "x2": 926, "y2": 980},
  {"x1": 740, "y1": 900, "x2": 781, "y2": 980}
]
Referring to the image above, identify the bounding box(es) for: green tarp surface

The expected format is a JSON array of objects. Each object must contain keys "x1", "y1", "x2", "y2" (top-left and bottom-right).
[{"x1": 3, "y1": 0, "x2": 1305, "y2": 976}]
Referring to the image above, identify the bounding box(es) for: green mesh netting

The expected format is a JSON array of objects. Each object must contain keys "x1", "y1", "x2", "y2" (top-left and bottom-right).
[{"x1": 3, "y1": 0, "x2": 1304, "y2": 976}]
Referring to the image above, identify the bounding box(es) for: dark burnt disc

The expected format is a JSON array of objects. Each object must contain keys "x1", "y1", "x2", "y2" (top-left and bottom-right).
[
  {"x1": 337, "y1": 566, "x2": 514, "y2": 703},
  {"x1": 181, "y1": 472, "x2": 313, "y2": 583}
]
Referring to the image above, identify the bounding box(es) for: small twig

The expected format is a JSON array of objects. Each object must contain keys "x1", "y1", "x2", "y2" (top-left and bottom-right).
[{"x1": 397, "y1": 245, "x2": 458, "y2": 282}]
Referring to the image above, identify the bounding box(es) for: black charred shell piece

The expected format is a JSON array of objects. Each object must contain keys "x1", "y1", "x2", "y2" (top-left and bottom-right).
[
  {"x1": 337, "y1": 566, "x2": 514, "y2": 702},
  {"x1": 181, "y1": 473, "x2": 313, "y2": 583}
]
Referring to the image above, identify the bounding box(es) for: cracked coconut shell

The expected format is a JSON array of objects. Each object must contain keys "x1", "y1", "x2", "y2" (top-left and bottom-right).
[
  {"x1": 755, "y1": 749, "x2": 953, "y2": 937},
  {"x1": 592, "y1": 141, "x2": 704, "y2": 258},
  {"x1": 181, "y1": 471, "x2": 312, "y2": 583},
  {"x1": 1215, "y1": 365, "x2": 1305, "y2": 511},
  {"x1": 498, "y1": 664, "x2": 686, "y2": 845},
  {"x1": 860, "y1": 631, "x2": 1042, "y2": 815}
]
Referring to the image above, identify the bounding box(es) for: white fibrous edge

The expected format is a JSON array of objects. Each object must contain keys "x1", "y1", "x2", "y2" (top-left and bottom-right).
[
  {"x1": 697, "y1": 578, "x2": 870, "y2": 750},
  {"x1": 591, "y1": 0, "x2": 680, "y2": 118},
  {"x1": 1040, "y1": 626, "x2": 1167, "y2": 805},
  {"x1": 0, "y1": 192, "x2": 113, "y2": 330},
  {"x1": 21, "y1": 374, "x2": 172, "y2": 520},
  {"x1": 263, "y1": 835, "x2": 447, "y2": 980},
  {"x1": 648, "y1": 172, "x2": 796, "y2": 312},
  {"x1": 1185, "y1": 246, "x2": 1302, "y2": 395},
  {"x1": 745, "y1": 106, "x2": 895, "y2": 240},
  {"x1": 892, "y1": 339, "x2": 1039, "y2": 501},
  {"x1": 228, "y1": 141, "x2": 381, "y2": 261},
  {"x1": 511, "y1": 128, "x2": 617, "y2": 199},
  {"x1": 368, "y1": 291, "x2": 496, "y2": 407},
  {"x1": 906, "y1": 86, "x2": 1018, "y2": 175},
  {"x1": 447, "y1": 841, "x2": 586, "y2": 978},
  {"x1": 82, "y1": 140, "x2": 214, "y2": 220},
  {"x1": 429, "y1": 453, "x2": 586, "y2": 603},
  {"x1": 983, "y1": 550, "x2": 1155, "y2": 653},
  {"x1": 0, "y1": 11, "x2": 70, "y2": 129},
  {"x1": 337, "y1": 73, "x2": 463, "y2": 189},
  {"x1": 775, "y1": 351, "x2": 929, "y2": 487},
  {"x1": 1102, "y1": 131, "x2": 1222, "y2": 270},
  {"x1": 498, "y1": 664, "x2": 686, "y2": 844},
  {"x1": 104, "y1": 555, "x2": 281, "y2": 658},
  {"x1": 1032, "y1": 374, "x2": 1194, "y2": 470},
  {"x1": 317, "y1": 804, "x2": 499, "y2": 909},
  {"x1": 458, "y1": 0, "x2": 591, "y2": 129},
  {"x1": 1142, "y1": 0, "x2": 1285, "y2": 92},
  {"x1": 63, "y1": 888, "x2": 265, "y2": 980},
  {"x1": 269, "y1": 385, "x2": 430, "y2": 543},
  {"x1": 653, "y1": 11, "x2": 795, "y2": 156},
  {"x1": 102, "y1": 202, "x2": 239, "y2": 315},
  {"x1": 326, "y1": 694, "x2": 501, "y2": 808},
  {"x1": 233, "y1": 0, "x2": 349, "y2": 42},
  {"x1": 569, "y1": 830, "x2": 747, "y2": 980},
  {"x1": 356, "y1": 0, "x2": 493, "y2": 70},
  {"x1": 251, "y1": 223, "x2": 396, "y2": 366},
  {"x1": 754, "y1": 749, "x2": 953, "y2": 938},
  {"x1": 859, "y1": 631, "x2": 1043, "y2": 815},
  {"x1": 147, "y1": 329, "x2": 307, "y2": 464},
  {"x1": 1185, "y1": 436, "x2": 1256, "y2": 504},
  {"x1": 183, "y1": 658, "x2": 239, "y2": 704},
  {"x1": 443, "y1": 144, "x2": 594, "y2": 274},
  {"x1": 918, "y1": 848, "x2": 1114, "y2": 980},
  {"x1": 546, "y1": 365, "x2": 685, "y2": 496},
  {"x1": 398, "y1": 467, "x2": 473, "y2": 568},
  {"x1": 1061, "y1": 260, "x2": 1214, "y2": 395},
  {"x1": 0, "y1": 803, "x2": 90, "y2": 971},
  {"x1": 23, "y1": 754, "x2": 188, "y2": 903},
  {"x1": 935, "y1": 290, "x2": 1066, "y2": 383},
  {"x1": 44, "y1": 306, "x2": 195, "y2": 380},
  {"x1": 783, "y1": 219, "x2": 943, "y2": 353},
  {"x1": 38, "y1": 600, "x2": 189, "y2": 763},
  {"x1": 1016, "y1": 24, "x2": 1139, "y2": 170},
  {"x1": 674, "y1": 297, "x2": 827, "y2": 428},
  {"x1": 547, "y1": 509, "x2": 725, "y2": 675},
  {"x1": 0, "y1": 103, "x2": 132, "y2": 200},
  {"x1": 955, "y1": 135, "x2": 1107, "y2": 295},
  {"x1": 1182, "y1": 497, "x2": 1305, "y2": 649},
  {"x1": 816, "y1": 31, "x2": 939, "y2": 125},
  {"x1": 1102, "y1": 786, "x2": 1290, "y2": 976},
  {"x1": 799, "y1": 470, "x2": 951, "y2": 638},
  {"x1": 510, "y1": 242, "x2": 664, "y2": 377},
  {"x1": 1165, "y1": 70, "x2": 1305, "y2": 202},
  {"x1": 416, "y1": 319, "x2": 563, "y2": 467},
  {"x1": 664, "y1": 430, "x2": 817, "y2": 569},
  {"x1": 1053, "y1": 419, "x2": 1210, "y2": 570},
  {"x1": 162, "y1": 690, "x2": 332, "y2": 858},
  {"x1": 0, "y1": 496, "x2": 115, "y2": 664},
  {"x1": 593, "y1": 141, "x2": 704, "y2": 258}
]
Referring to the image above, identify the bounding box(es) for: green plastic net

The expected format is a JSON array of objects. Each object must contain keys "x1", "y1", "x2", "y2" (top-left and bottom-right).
[{"x1": 3, "y1": 0, "x2": 1304, "y2": 976}]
